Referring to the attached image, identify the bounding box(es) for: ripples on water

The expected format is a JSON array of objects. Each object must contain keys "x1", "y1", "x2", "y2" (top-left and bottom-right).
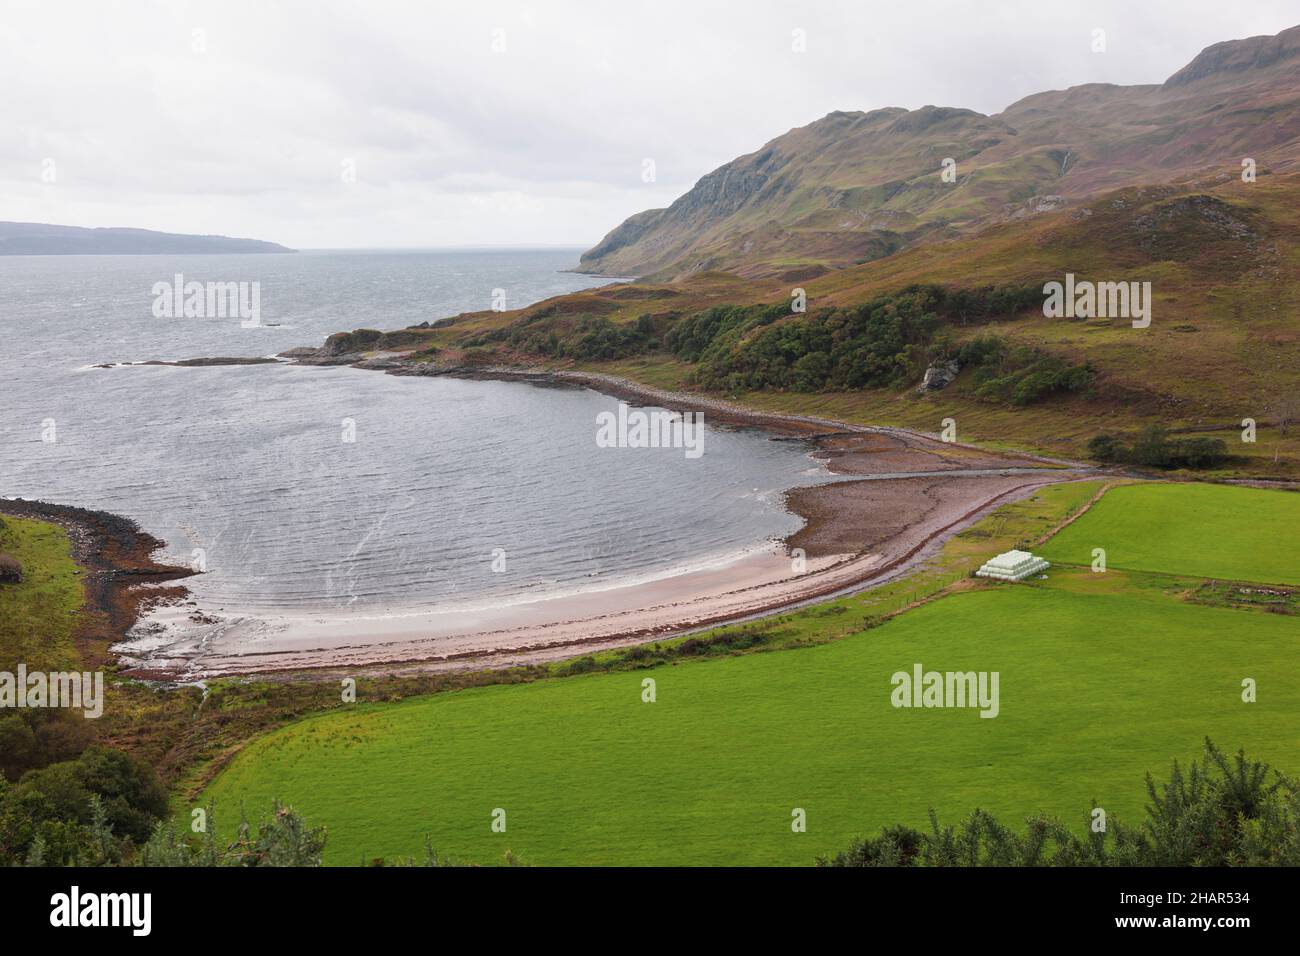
[{"x1": 0, "y1": 249, "x2": 828, "y2": 619}]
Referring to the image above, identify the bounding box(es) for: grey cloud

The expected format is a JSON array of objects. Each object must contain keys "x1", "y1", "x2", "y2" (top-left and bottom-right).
[{"x1": 2, "y1": 0, "x2": 1296, "y2": 248}]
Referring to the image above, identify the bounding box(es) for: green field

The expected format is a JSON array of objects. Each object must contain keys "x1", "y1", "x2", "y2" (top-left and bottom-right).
[
  {"x1": 1039, "y1": 482, "x2": 1300, "y2": 585},
  {"x1": 201, "y1": 481, "x2": 1300, "y2": 866},
  {"x1": 0, "y1": 514, "x2": 83, "y2": 672}
]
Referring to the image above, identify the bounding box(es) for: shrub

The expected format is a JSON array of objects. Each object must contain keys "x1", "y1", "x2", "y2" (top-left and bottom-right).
[
  {"x1": 967, "y1": 341, "x2": 1094, "y2": 406},
  {"x1": 1087, "y1": 433, "x2": 1126, "y2": 462},
  {"x1": 0, "y1": 553, "x2": 21, "y2": 584},
  {"x1": 818, "y1": 740, "x2": 1300, "y2": 866},
  {"x1": 1086, "y1": 427, "x2": 1230, "y2": 469}
]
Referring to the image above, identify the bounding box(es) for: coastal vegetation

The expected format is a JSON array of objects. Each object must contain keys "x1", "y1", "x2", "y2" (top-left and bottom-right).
[
  {"x1": 1087, "y1": 426, "x2": 1230, "y2": 470},
  {"x1": 4, "y1": 430, "x2": 1293, "y2": 869},
  {"x1": 462, "y1": 282, "x2": 1097, "y2": 408},
  {"x1": 368, "y1": 167, "x2": 1299, "y2": 479}
]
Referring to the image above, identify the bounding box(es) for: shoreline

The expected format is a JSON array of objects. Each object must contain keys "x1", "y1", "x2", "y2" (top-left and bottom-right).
[
  {"x1": 168, "y1": 472, "x2": 1086, "y2": 681},
  {"x1": 110, "y1": 350, "x2": 1095, "y2": 679},
  {"x1": 56, "y1": 350, "x2": 1101, "y2": 680},
  {"x1": 0, "y1": 498, "x2": 197, "y2": 671}
]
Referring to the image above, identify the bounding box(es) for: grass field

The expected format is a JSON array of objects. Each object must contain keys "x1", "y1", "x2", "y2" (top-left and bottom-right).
[
  {"x1": 201, "y1": 481, "x2": 1300, "y2": 865},
  {"x1": 0, "y1": 514, "x2": 83, "y2": 672},
  {"x1": 1039, "y1": 482, "x2": 1300, "y2": 585}
]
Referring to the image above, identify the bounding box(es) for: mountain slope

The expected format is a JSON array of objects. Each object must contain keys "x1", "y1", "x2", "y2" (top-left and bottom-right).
[
  {"x1": 0, "y1": 222, "x2": 295, "y2": 255},
  {"x1": 579, "y1": 25, "x2": 1300, "y2": 281}
]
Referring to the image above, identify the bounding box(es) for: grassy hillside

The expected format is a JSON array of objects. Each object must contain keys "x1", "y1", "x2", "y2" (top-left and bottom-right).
[
  {"x1": 200, "y1": 481, "x2": 1300, "y2": 866},
  {"x1": 341, "y1": 171, "x2": 1300, "y2": 477},
  {"x1": 0, "y1": 515, "x2": 83, "y2": 673}
]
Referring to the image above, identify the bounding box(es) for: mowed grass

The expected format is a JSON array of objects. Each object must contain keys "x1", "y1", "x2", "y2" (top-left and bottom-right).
[
  {"x1": 1040, "y1": 482, "x2": 1300, "y2": 585},
  {"x1": 203, "y1": 482, "x2": 1300, "y2": 865}
]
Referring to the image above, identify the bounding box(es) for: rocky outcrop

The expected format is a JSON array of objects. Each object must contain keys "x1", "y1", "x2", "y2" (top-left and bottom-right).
[
  {"x1": 0, "y1": 553, "x2": 22, "y2": 584},
  {"x1": 140, "y1": 356, "x2": 280, "y2": 367},
  {"x1": 324, "y1": 328, "x2": 384, "y2": 356},
  {"x1": 919, "y1": 359, "x2": 960, "y2": 392}
]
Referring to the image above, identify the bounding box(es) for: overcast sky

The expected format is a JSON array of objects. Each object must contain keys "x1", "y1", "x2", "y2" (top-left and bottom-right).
[{"x1": 2, "y1": 0, "x2": 1296, "y2": 249}]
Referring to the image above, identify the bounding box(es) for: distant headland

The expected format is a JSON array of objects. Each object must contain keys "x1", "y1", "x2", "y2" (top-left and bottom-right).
[{"x1": 0, "y1": 221, "x2": 295, "y2": 255}]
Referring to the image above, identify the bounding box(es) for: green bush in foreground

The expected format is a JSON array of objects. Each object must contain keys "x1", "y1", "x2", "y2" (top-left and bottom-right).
[
  {"x1": 0, "y1": 746, "x2": 167, "y2": 865},
  {"x1": 818, "y1": 740, "x2": 1299, "y2": 866},
  {"x1": 139, "y1": 802, "x2": 328, "y2": 867}
]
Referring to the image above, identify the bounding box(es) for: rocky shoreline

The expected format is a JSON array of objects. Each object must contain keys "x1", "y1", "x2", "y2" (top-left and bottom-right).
[{"x1": 0, "y1": 499, "x2": 197, "y2": 671}]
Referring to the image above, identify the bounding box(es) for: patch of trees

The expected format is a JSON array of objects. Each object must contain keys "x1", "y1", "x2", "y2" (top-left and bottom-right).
[
  {"x1": 468, "y1": 313, "x2": 659, "y2": 361},
  {"x1": 1088, "y1": 425, "x2": 1230, "y2": 469},
  {"x1": 0, "y1": 739, "x2": 335, "y2": 867},
  {"x1": 818, "y1": 740, "x2": 1300, "y2": 866},
  {"x1": 954, "y1": 334, "x2": 1095, "y2": 406},
  {"x1": 466, "y1": 281, "x2": 1086, "y2": 404},
  {"x1": 0, "y1": 746, "x2": 167, "y2": 865},
  {"x1": 668, "y1": 288, "x2": 944, "y2": 393},
  {"x1": 663, "y1": 284, "x2": 1082, "y2": 402}
]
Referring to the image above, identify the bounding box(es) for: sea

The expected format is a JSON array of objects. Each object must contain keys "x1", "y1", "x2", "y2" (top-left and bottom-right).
[{"x1": 0, "y1": 249, "x2": 829, "y2": 635}]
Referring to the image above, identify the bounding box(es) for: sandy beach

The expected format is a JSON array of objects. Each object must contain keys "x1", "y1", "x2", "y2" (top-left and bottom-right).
[{"x1": 89, "y1": 359, "x2": 1095, "y2": 680}]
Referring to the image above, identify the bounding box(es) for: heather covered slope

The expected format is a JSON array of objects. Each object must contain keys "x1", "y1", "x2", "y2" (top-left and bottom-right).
[
  {"x1": 361, "y1": 169, "x2": 1298, "y2": 475},
  {"x1": 297, "y1": 27, "x2": 1299, "y2": 477},
  {"x1": 579, "y1": 25, "x2": 1300, "y2": 280}
]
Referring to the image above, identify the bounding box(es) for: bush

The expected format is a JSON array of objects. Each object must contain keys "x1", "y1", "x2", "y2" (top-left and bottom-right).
[
  {"x1": 967, "y1": 341, "x2": 1094, "y2": 406},
  {"x1": 0, "y1": 553, "x2": 21, "y2": 583},
  {"x1": 1, "y1": 746, "x2": 168, "y2": 865},
  {"x1": 16, "y1": 746, "x2": 168, "y2": 844},
  {"x1": 1176, "y1": 436, "x2": 1231, "y2": 468},
  {"x1": 818, "y1": 740, "x2": 1300, "y2": 866},
  {"x1": 1087, "y1": 433, "x2": 1126, "y2": 462},
  {"x1": 1087, "y1": 426, "x2": 1229, "y2": 469}
]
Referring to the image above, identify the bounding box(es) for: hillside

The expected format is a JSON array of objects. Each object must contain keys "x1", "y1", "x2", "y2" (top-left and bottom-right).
[
  {"x1": 304, "y1": 167, "x2": 1298, "y2": 477},
  {"x1": 294, "y1": 25, "x2": 1300, "y2": 478},
  {"x1": 578, "y1": 25, "x2": 1300, "y2": 280},
  {"x1": 0, "y1": 221, "x2": 295, "y2": 255}
]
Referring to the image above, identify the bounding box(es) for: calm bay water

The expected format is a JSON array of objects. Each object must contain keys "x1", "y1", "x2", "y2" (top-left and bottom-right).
[{"x1": 0, "y1": 250, "x2": 828, "y2": 621}]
